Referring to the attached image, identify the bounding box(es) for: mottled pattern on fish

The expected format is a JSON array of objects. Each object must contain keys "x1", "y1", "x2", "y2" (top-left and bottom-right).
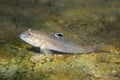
[{"x1": 20, "y1": 29, "x2": 98, "y2": 53}]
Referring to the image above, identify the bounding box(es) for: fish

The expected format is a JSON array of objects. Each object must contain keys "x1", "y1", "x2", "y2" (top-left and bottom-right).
[{"x1": 20, "y1": 29, "x2": 99, "y2": 54}]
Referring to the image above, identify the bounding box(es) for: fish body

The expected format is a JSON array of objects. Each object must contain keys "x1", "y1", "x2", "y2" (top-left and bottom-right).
[{"x1": 20, "y1": 29, "x2": 98, "y2": 54}]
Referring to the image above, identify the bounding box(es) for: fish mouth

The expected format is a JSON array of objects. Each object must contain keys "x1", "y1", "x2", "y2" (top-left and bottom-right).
[
  {"x1": 20, "y1": 34, "x2": 32, "y2": 45},
  {"x1": 20, "y1": 34, "x2": 24, "y2": 40},
  {"x1": 20, "y1": 34, "x2": 23, "y2": 39},
  {"x1": 20, "y1": 34, "x2": 27, "y2": 42}
]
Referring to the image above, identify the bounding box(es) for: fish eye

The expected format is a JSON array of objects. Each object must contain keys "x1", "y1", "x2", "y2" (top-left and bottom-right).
[
  {"x1": 28, "y1": 32, "x2": 32, "y2": 35},
  {"x1": 54, "y1": 33, "x2": 63, "y2": 38},
  {"x1": 27, "y1": 29, "x2": 32, "y2": 35}
]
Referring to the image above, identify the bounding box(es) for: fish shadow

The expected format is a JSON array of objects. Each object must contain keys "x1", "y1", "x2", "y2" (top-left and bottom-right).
[
  {"x1": 27, "y1": 47, "x2": 79, "y2": 55},
  {"x1": 27, "y1": 47, "x2": 74, "y2": 55},
  {"x1": 26, "y1": 47, "x2": 108, "y2": 55}
]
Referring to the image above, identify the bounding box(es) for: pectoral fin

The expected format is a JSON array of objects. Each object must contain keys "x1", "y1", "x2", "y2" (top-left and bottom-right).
[{"x1": 40, "y1": 43, "x2": 53, "y2": 61}]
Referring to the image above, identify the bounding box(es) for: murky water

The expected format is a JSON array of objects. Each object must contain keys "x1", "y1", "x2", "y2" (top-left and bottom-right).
[{"x1": 0, "y1": 0, "x2": 120, "y2": 80}]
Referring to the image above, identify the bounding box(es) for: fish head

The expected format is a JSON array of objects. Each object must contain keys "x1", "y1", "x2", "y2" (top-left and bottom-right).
[{"x1": 20, "y1": 29, "x2": 44, "y2": 47}]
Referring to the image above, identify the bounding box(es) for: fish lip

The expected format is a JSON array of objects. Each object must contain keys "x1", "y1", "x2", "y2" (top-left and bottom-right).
[
  {"x1": 20, "y1": 34, "x2": 23, "y2": 40},
  {"x1": 20, "y1": 34, "x2": 22, "y2": 39},
  {"x1": 20, "y1": 34, "x2": 26, "y2": 42}
]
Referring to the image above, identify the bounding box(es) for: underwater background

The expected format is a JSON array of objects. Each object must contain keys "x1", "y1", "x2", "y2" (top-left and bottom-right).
[{"x1": 0, "y1": 0, "x2": 120, "y2": 80}]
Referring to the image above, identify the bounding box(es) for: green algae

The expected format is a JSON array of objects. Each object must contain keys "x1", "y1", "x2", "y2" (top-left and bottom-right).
[{"x1": 0, "y1": 0, "x2": 120, "y2": 80}]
